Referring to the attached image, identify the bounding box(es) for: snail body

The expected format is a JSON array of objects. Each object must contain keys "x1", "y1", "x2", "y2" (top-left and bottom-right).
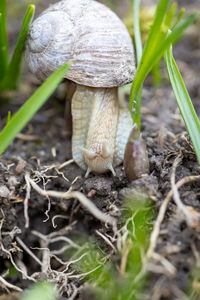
[
  {"x1": 72, "y1": 85, "x2": 132, "y2": 176},
  {"x1": 26, "y1": 0, "x2": 135, "y2": 175}
]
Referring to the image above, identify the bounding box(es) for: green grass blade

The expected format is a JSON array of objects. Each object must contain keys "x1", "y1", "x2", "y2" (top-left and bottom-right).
[
  {"x1": 133, "y1": 87, "x2": 142, "y2": 129},
  {"x1": 133, "y1": 0, "x2": 142, "y2": 65},
  {"x1": 172, "y1": 8, "x2": 185, "y2": 29},
  {"x1": 130, "y1": 13, "x2": 195, "y2": 113},
  {"x1": 0, "y1": 0, "x2": 8, "y2": 79},
  {"x1": 0, "y1": 63, "x2": 71, "y2": 155},
  {"x1": 147, "y1": 14, "x2": 196, "y2": 78},
  {"x1": 130, "y1": 0, "x2": 170, "y2": 117},
  {"x1": 140, "y1": 0, "x2": 170, "y2": 68},
  {"x1": 164, "y1": 2, "x2": 177, "y2": 28},
  {"x1": 0, "y1": 4, "x2": 35, "y2": 91},
  {"x1": 132, "y1": 0, "x2": 143, "y2": 129},
  {"x1": 152, "y1": 61, "x2": 162, "y2": 86},
  {"x1": 164, "y1": 46, "x2": 200, "y2": 164}
]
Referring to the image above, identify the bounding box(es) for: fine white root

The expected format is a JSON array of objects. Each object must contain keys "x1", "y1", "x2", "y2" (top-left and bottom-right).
[
  {"x1": 171, "y1": 155, "x2": 200, "y2": 228},
  {"x1": 16, "y1": 237, "x2": 43, "y2": 267},
  {"x1": 68, "y1": 265, "x2": 102, "y2": 280},
  {"x1": 0, "y1": 275, "x2": 23, "y2": 292},
  {"x1": 0, "y1": 209, "x2": 35, "y2": 283},
  {"x1": 146, "y1": 174, "x2": 200, "y2": 261},
  {"x1": 150, "y1": 252, "x2": 176, "y2": 276},
  {"x1": 25, "y1": 173, "x2": 117, "y2": 230},
  {"x1": 58, "y1": 159, "x2": 74, "y2": 170},
  {"x1": 24, "y1": 173, "x2": 31, "y2": 228},
  {"x1": 52, "y1": 215, "x2": 69, "y2": 228},
  {"x1": 96, "y1": 230, "x2": 117, "y2": 252},
  {"x1": 0, "y1": 240, "x2": 36, "y2": 282}
]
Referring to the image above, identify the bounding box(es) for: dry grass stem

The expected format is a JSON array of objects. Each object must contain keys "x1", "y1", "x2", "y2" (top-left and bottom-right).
[
  {"x1": 120, "y1": 239, "x2": 133, "y2": 276},
  {"x1": 16, "y1": 132, "x2": 41, "y2": 141}
]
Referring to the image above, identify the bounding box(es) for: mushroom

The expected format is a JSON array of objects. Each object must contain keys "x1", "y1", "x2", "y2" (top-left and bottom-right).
[{"x1": 26, "y1": 0, "x2": 135, "y2": 176}]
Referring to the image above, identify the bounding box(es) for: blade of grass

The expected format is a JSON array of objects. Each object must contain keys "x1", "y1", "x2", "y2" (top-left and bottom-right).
[
  {"x1": 0, "y1": 0, "x2": 8, "y2": 79},
  {"x1": 0, "y1": 4, "x2": 35, "y2": 91},
  {"x1": 130, "y1": 0, "x2": 170, "y2": 118},
  {"x1": 152, "y1": 61, "x2": 161, "y2": 86},
  {"x1": 137, "y1": 14, "x2": 195, "y2": 92},
  {"x1": 0, "y1": 63, "x2": 71, "y2": 155},
  {"x1": 164, "y1": 46, "x2": 200, "y2": 164},
  {"x1": 138, "y1": 0, "x2": 170, "y2": 70},
  {"x1": 132, "y1": 0, "x2": 143, "y2": 129},
  {"x1": 164, "y1": 2, "x2": 177, "y2": 28},
  {"x1": 172, "y1": 8, "x2": 185, "y2": 29},
  {"x1": 140, "y1": 14, "x2": 196, "y2": 85},
  {"x1": 133, "y1": 0, "x2": 142, "y2": 65},
  {"x1": 130, "y1": 13, "x2": 196, "y2": 119}
]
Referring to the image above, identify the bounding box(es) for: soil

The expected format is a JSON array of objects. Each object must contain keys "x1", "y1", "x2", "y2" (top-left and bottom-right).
[{"x1": 0, "y1": 0, "x2": 200, "y2": 300}]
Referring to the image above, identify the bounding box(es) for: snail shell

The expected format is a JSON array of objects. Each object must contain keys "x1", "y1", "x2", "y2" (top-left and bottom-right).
[
  {"x1": 26, "y1": 0, "x2": 135, "y2": 175},
  {"x1": 26, "y1": 0, "x2": 135, "y2": 87}
]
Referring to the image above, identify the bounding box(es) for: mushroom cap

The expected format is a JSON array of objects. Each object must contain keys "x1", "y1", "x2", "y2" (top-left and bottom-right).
[{"x1": 26, "y1": 0, "x2": 135, "y2": 88}]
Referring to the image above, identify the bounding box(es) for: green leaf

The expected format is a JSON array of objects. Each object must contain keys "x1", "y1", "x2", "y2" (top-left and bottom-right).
[
  {"x1": 21, "y1": 282, "x2": 58, "y2": 300},
  {"x1": 0, "y1": 63, "x2": 71, "y2": 155},
  {"x1": 164, "y1": 46, "x2": 200, "y2": 164},
  {"x1": 0, "y1": 4, "x2": 35, "y2": 91},
  {"x1": 0, "y1": 0, "x2": 8, "y2": 79}
]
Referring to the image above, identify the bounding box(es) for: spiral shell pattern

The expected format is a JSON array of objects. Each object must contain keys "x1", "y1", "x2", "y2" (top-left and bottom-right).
[{"x1": 26, "y1": 0, "x2": 135, "y2": 87}]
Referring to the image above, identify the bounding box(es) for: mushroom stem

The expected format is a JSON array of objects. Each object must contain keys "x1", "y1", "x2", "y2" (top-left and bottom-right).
[{"x1": 72, "y1": 84, "x2": 118, "y2": 176}]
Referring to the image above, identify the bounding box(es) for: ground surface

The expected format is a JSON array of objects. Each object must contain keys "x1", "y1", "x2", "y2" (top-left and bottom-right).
[{"x1": 0, "y1": 0, "x2": 200, "y2": 299}]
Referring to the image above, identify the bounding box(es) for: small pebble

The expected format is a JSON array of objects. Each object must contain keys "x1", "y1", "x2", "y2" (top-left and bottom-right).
[{"x1": 0, "y1": 185, "x2": 10, "y2": 198}]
